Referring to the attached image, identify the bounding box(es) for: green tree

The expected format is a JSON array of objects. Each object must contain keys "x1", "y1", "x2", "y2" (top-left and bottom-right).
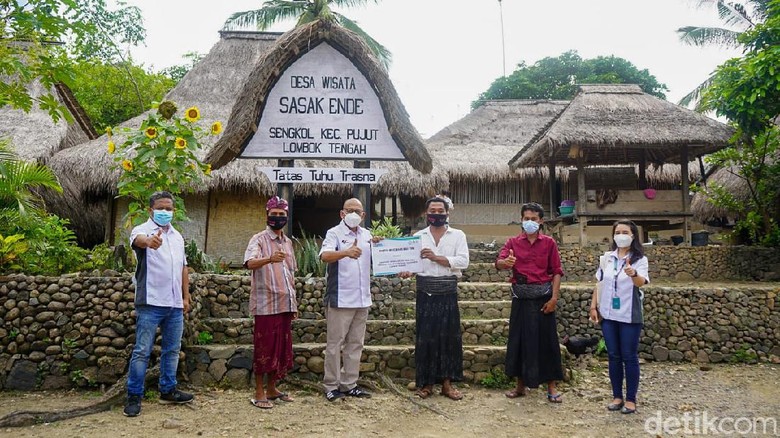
[
  {"x1": 0, "y1": 0, "x2": 144, "y2": 122},
  {"x1": 473, "y1": 51, "x2": 668, "y2": 108},
  {"x1": 696, "y1": 0, "x2": 780, "y2": 245},
  {"x1": 0, "y1": 140, "x2": 62, "y2": 216},
  {"x1": 223, "y1": 0, "x2": 391, "y2": 68},
  {"x1": 68, "y1": 60, "x2": 175, "y2": 132},
  {"x1": 160, "y1": 52, "x2": 205, "y2": 84},
  {"x1": 676, "y1": 0, "x2": 769, "y2": 108}
]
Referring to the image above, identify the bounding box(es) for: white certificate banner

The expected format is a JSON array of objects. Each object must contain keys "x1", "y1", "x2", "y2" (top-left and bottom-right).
[
  {"x1": 259, "y1": 167, "x2": 388, "y2": 184},
  {"x1": 371, "y1": 237, "x2": 422, "y2": 276}
]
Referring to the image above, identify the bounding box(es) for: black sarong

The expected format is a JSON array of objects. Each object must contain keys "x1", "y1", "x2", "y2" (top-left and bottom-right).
[
  {"x1": 505, "y1": 283, "x2": 563, "y2": 388},
  {"x1": 415, "y1": 275, "x2": 463, "y2": 387}
]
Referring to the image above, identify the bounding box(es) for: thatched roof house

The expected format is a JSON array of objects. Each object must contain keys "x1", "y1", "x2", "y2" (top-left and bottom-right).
[
  {"x1": 509, "y1": 84, "x2": 734, "y2": 169},
  {"x1": 502, "y1": 84, "x2": 735, "y2": 244},
  {"x1": 0, "y1": 80, "x2": 97, "y2": 162},
  {"x1": 48, "y1": 21, "x2": 436, "y2": 258},
  {"x1": 427, "y1": 100, "x2": 568, "y2": 183}
]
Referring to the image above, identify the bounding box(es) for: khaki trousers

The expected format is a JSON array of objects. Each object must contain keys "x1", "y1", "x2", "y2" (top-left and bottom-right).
[{"x1": 323, "y1": 306, "x2": 369, "y2": 392}]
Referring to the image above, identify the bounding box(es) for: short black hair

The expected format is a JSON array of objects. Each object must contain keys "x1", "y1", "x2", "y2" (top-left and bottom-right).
[
  {"x1": 426, "y1": 196, "x2": 449, "y2": 212},
  {"x1": 149, "y1": 191, "x2": 174, "y2": 208},
  {"x1": 520, "y1": 202, "x2": 544, "y2": 219}
]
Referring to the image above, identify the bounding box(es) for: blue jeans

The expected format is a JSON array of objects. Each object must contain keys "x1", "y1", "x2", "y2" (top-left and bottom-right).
[
  {"x1": 127, "y1": 305, "x2": 184, "y2": 396},
  {"x1": 601, "y1": 319, "x2": 642, "y2": 403}
]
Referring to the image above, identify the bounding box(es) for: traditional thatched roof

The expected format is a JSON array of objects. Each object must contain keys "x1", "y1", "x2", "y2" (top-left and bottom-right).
[
  {"x1": 207, "y1": 19, "x2": 431, "y2": 175},
  {"x1": 50, "y1": 22, "x2": 435, "y2": 204},
  {"x1": 0, "y1": 80, "x2": 97, "y2": 162},
  {"x1": 426, "y1": 100, "x2": 568, "y2": 182},
  {"x1": 509, "y1": 84, "x2": 735, "y2": 169}
]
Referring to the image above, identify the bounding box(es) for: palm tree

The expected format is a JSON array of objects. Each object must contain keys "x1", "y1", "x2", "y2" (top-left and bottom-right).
[
  {"x1": 223, "y1": 0, "x2": 391, "y2": 69},
  {"x1": 676, "y1": 0, "x2": 769, "y2": 109},
  {"x1": 0, "y1": 140, "x2": 63, "y2": 216}
]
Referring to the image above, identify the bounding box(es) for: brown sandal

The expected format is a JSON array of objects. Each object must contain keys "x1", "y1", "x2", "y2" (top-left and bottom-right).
[
  {"x1": 505, "y1": 388, "x2": 527, "y2": 398},
  {"x1": 441, "y1": 388, "x2": 463, "y2": 401},
  {"x1": 415, "y1": 388, "x2": 432, "y2": 399}
]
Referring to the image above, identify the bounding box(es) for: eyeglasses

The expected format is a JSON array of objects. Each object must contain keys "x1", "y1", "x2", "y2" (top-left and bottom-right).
[{"x1": 343, "y1": 208, "x2": 363, "y2": 214}]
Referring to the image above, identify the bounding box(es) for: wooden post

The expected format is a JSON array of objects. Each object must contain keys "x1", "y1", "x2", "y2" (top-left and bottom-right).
[
  {"x1": 638, "y1": 149, "x2": 647, "y2": 189},
  {"x1": 577, "y1": 155, "x2": 587, "y2": 245},
  {"x1": 353, "y1": 160, "x2": 371, "y2": 228},
  {"x1": 548, "y1": 153, "x2": 557, "y2": 216},
  {"x1": 391, "y1": 195, "x2": 398, "y2": 225},
  {"x1": 277, "y1": 159, "x2": 294, "y2": 236},
  {"x1": 681, "y1": 145, "x2": 690, "y2": 243}
]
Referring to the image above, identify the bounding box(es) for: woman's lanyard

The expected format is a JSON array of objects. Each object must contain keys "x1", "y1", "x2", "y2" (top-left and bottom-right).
[{"x1": 611, "y1": 255, "x2": 630, "y2": 309}]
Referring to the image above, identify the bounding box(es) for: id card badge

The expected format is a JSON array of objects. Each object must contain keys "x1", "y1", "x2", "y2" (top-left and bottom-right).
[{"x1": 612, "y1": 297, "x2": 621, "y2": 310}]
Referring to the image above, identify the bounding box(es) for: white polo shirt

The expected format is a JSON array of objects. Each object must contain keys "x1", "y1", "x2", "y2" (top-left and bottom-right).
[
  {"x1": 414, "y1": 226, "x2": 470, "y2": 277},
  {"x1": 130, "y1": 219, "x2": 187, "y2": 308},
  {"x1": 595, "y1": 250, "x2": 649, "y2": 324},
  {"x1": 319, "y1": 221, "x2": 373, "y2": 308}
]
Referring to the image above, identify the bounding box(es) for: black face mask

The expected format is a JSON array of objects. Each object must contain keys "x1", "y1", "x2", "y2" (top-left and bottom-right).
[
  {"x1": 427, "y1": 213, "x2": 448, "y2": 227},
  {"x1": 267, "y1": 215, "x2": 288, "y2": 230}
]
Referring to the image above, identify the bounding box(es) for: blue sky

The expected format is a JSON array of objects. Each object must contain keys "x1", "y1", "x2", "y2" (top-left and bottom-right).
[{"x1": 120, "y1": 0, "x2": 742, "y2": 137}]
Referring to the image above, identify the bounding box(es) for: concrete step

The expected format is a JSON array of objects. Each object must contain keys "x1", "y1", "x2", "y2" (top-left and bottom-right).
[
  {"x1": 391, "y1": 300, "x2": 512, "y2": 320},
  {"x1": 184, "y1": 343, "x2": 509, "y2": 387},
  {"x1": 196, "y1": 317, "x2": 510, "y2": 347}
]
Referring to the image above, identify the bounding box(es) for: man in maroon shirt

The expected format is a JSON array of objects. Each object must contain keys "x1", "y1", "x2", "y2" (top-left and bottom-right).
[{"x1": 496, "y1": 202, "x2": 564, "y2": 403}]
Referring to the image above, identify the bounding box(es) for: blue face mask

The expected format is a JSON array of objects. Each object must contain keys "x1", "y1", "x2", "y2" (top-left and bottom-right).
[
  {"x1": 152, "y1": 209, "x2": 173, "y2": 226},
  {"x1": 522, "y1": 220, "x2": 540, "y2": 234}
]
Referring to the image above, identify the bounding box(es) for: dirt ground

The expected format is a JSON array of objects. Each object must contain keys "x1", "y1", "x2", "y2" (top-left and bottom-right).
[{"x1": 1, "y1": 361, "x2": 778, "y2": 437}]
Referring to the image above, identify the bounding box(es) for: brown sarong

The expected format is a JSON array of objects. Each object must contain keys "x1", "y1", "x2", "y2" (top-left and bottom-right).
[{"x1": 253, "y1": 313, "x2": 294, "y2": 380}]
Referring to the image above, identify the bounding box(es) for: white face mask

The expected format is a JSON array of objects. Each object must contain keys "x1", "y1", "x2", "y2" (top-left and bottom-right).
[
  {"x1": 344, "y1": 212, "x2": 362, "y2": 228},
  {"x1": 614, "y1": 234, "x2": 633, "y2": 248}
]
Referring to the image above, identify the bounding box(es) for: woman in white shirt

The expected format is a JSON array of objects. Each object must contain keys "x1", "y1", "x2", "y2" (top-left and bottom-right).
[{"x1": 589, "y1": 219, "x2": 649, "y2": 415}]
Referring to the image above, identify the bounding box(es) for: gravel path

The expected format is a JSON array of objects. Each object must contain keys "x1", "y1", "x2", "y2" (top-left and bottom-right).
[{"x1": 1, "y1": 362, "x2": 778, "y2": 437}]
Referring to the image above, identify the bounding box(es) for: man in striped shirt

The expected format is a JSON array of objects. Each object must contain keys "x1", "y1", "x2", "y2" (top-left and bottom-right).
[{"x1": 243, "y1": 196, "x2": 298, "y2": 409}]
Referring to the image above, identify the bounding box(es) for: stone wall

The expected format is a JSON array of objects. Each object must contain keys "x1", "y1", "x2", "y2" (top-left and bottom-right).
[
  {"x1": 1, "y1": 271, "x2": 778, "y2": 391},
  {"x1": 471, "y1": 245, "x2": 780, "y2": 281}
]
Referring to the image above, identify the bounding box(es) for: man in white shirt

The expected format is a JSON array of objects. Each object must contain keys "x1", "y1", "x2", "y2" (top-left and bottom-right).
[
  {"x1": 319, "y1": 198, "x2": 380, "y2": 401},
  {"x1": 401, "y1": 197, "x2": 469, "y2": 401},
  {"x1": 124, "y1": 191, "x2": 193, "y2": 417}
]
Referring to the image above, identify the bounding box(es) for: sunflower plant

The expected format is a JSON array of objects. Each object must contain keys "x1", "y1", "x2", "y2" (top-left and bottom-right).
[{"x1": 110, "y1": 100, "x2": 221, "y2": 227}]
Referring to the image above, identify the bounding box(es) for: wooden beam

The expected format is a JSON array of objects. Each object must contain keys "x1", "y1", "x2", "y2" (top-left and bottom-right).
[
  {"x1": 548, "y1": 152, "x2": 556, "y2": 216},
  {"x1": 278, "y1": 159, "x2": 294, "y2": 236},
  {"x1": 577, "y1": 156, "x2": 587, "y2": 245},
  {"x1": 681, "y1": 145, "x2": 690, "y2": 243},
  {"x1": 638, "y1": 149, "x2": 647, "y2": 189}
]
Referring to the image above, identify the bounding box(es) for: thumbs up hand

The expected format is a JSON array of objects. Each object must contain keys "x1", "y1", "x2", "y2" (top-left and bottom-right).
[
  {"x1": 344, "y1": 238, "x2": 362, "y2": 259},
  {"x1": 624, "y1": 259, "x2": 637, "y2": 278},
  {"x1": 501, "y1": 249, "x2": 517, "y2": 269},
  {"x1": 148, "y1": 229, "x2": 163, "y2": 250}
]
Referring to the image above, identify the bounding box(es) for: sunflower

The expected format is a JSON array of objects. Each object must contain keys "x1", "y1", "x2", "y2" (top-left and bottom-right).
[
  {"x1": 204, "y1": 164, "x2": 212, "y2": 176},
  {"x1": 121, "y1": 159, "x2": 133, "y2": 172},
  {"x1": 144, "y1": 126, "x2": 158, "y2": 139},
  {"x1": 107, "y1": 141, "x2": 116, "y2": 154},
  {"x1": 211, "y1": 121, "x2": 223, "y2": 135},
  {"x1": 184, "y1": 106, "x2": 200, "y2": 122},
  {"x1": 175, "y1": 137, "x2": 187, "y2": 149}
]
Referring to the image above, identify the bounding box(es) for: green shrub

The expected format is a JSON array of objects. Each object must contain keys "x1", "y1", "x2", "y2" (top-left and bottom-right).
[
  {"x1": 0, "y1": 233, "x2": 27, "y2": 272},
  {"x1": 370, "y1": 216, "x2": 403, "y2": 238},
  {"x1": 293, "y1": 231, "x2": 325, "y2": 277},
  {"x1": 196, "y1": 331, "x2": 213, "y2": 345},
  {"x1": 8, "y1": 214, "x2": 88, "y2": 275},
  {"x1": 480, "y1": 368, "x2": 513, "y2": 389},
  {"x1": 184, "y1": 239, "x2": 224, "y2": 273},
  {"x1": 595, "y1": 338, "x2": 607, "y2": 356}
]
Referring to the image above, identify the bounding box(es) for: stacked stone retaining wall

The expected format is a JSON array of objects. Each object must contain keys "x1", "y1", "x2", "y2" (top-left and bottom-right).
[{"x1": 1, "y1": 247, "x2": 778, "y2": 390}]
